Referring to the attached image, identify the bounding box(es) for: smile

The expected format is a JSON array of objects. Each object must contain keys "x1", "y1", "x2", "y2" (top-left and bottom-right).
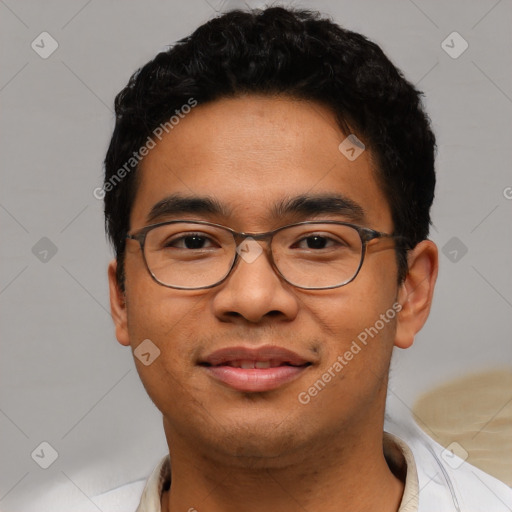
[{"x1": 200, "y1": 346, "x2": 313, "y2": 392}]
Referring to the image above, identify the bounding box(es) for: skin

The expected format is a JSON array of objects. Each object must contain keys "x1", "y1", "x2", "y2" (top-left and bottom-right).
[{"x1": 108, "y1": 95, "x2": 438, "y2": 512}]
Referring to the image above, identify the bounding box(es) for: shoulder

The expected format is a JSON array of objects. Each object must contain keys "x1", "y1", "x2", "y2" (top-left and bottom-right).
[
  {"x1": 385, "y1": 416, "x2": 512, "y2": 511},
  {"x1": 93, "y1": 454, "x2": 170, "y2": 511},
  {"x1": 92, "y1": 479, "x2": 147, "y2": 511}
]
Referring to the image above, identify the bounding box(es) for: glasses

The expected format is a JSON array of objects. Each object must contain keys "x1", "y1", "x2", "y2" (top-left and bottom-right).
[{"x1": 126, "y1": 220, "x2": 405, "y2": 290}]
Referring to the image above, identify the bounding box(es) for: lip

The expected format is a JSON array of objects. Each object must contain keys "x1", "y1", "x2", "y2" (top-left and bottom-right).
[{"x1": 200, "y1": 345, "x2": 312, "y2": 392}]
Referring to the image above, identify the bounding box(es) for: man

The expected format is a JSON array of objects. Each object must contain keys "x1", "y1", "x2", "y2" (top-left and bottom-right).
[{"x1": 100, "y1": 6, "x2": 511, "y2": 511}]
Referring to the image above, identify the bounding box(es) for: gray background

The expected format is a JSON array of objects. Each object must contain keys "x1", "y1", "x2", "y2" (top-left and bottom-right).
[{"x1": 1, "y1": 0, "x2": 511, "y2": 510}]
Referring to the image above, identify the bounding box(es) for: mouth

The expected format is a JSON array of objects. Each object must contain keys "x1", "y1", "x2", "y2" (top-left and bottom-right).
[
  {"x1": 208, "y1": 359, "x2": 302, "y2": 369},
  {"x1": 199, "y1": 346, "x2": 312, "y2": 392}
]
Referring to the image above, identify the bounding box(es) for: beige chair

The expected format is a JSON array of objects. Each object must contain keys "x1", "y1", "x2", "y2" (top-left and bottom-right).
[{"x1": 412, "y1": 369, "x2": 512, "y2": 486}]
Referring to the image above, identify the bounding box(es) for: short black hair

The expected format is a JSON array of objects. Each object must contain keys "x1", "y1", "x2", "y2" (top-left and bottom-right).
[{"x1": 104, "y1": 6, "x2": 436, "y2": 290}]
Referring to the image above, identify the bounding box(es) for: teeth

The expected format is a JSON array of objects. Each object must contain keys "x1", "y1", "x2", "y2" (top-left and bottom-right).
[
  {"x1": 255, "y1": 361, "x2": 271, "y2": 369},
  {"x1": 224, "y1": 360, "x2": 278, "y2": 369}
]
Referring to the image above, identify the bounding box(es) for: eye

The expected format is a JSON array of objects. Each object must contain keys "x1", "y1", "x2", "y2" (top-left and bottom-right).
[
  {"x1": 294, "y1": 234, "x2": 343, "y2": 250},
  {"x1": 164, "y1": 233, "x2": 217, "y2": 250}
]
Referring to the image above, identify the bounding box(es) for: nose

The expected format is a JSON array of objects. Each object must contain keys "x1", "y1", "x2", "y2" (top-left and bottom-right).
[{"x1": 211, "y1": 238, "x2": 300, "y2": 324}]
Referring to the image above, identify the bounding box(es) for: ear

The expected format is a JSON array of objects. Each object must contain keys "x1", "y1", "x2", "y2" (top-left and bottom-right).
[
  {"x1": 395, "y1": 240, "x2": 438, "y2": 349},
  {"x1": 108, "y1": 260, "x2": 130, "y2": 347}
]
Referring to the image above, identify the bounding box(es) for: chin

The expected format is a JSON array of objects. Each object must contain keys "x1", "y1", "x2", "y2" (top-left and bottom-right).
[{"x1": 198, "y1": 416, "x2": 310, "y2": 467}]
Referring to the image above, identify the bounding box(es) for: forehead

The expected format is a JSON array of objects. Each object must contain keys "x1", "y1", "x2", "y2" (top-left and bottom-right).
[{"x1": 131, "y1": 95, "x2": 392, "y2": 231}]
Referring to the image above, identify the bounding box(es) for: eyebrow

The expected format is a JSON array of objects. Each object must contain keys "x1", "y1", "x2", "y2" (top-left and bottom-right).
[
  {"x1": 271, "y1": 194, "x2": 366, "y2": 223},
  {"x1": 146, "y1": 195, "x2": 230, "y2": 224},
  {"x1": 145, "y1": 193, "x2": 366, "y2": 225}
]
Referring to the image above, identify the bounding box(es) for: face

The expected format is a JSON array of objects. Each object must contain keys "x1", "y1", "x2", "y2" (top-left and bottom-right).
[{"x1": 109, "y1": 95, "x2": 436, "y2": 467}]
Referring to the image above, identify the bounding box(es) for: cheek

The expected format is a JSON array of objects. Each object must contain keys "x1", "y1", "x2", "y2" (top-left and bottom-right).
[
  {"x1": 124, "y1": 288, "x2": 208, "y2": 418},
  {"x1": 123, "y1": 248, "x2": 203, "y2": 344},
  {"x1": 125, "y1": 285, "x2": 204, "y2": 362},
  {"x1": 123, "y1": 254, "x2": 207, "y2": 399},
  {"x1": 311, "y1": 290, "x2": 397, "y2": 358},
  {"x1": 298, "y1": 290, "x2": 398, "y2": 419},
  {"x1": 305, "y1": 253, "x2": 400, "y2": 381}
]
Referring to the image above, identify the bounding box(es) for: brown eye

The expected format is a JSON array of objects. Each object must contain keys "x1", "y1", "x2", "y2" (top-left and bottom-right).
[{"x1": 164, "y1": 233, "x2": 216, "y2": 250}]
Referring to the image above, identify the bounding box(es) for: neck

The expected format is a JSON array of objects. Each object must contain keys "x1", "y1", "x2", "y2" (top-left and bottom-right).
[{"x1": 160, "y1": 422, "x2": 404, "y2": 512}]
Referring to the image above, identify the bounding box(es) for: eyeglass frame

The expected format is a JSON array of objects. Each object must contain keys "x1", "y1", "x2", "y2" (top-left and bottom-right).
[{"x1": 126, "y1": 219, "x2": 407, "y2": 291}]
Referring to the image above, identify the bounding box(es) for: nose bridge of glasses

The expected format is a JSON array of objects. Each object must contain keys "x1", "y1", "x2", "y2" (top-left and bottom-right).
[
  {"x1": 230, "y1": 228, "x2": 275, "y2": 256},
  {"x1": 232, "y1": 232, "x2": 274, "y2": 271}
]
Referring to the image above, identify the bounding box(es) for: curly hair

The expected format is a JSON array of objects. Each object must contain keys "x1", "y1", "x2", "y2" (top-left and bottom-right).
[{"x1": 104, "y1": 6, "x2": 436, "y2": 290}]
